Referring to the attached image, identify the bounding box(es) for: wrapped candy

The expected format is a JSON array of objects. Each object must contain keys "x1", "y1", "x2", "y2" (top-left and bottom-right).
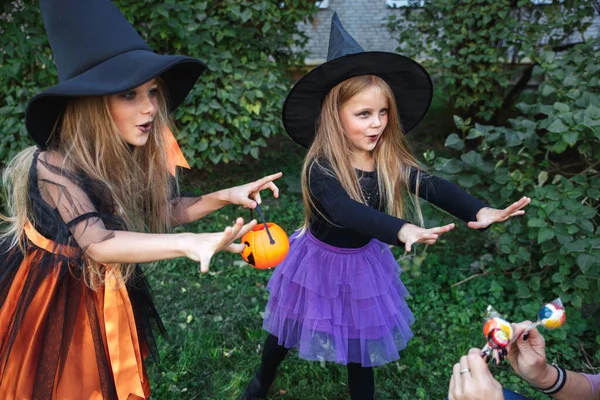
[
  {"x1": 479, "y1": 299, "x2": 566, "y2": 360},
  {"x1": 481, "y1": 305, "x2": 513, "y2": 358},
  {"x1": 524, "y1": 297, "x2": 566, "y2": 333}
]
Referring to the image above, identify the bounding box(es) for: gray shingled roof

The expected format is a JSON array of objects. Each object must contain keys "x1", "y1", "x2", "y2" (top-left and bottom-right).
[{"x1": 299, "y1": 0, "x2": 600, "y2": 65}]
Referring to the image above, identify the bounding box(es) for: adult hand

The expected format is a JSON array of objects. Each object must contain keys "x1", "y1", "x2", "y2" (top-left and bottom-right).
[
  {"x1": 183, "y1": 217, "x2": 257, "y2": 273},
  {"x1": 226, "y1": 172, "x2": 283, "y2": 208},
  {"x1": 449, "y1": 348, "x2": 504, "y2": 400},
  {"x1": 397, "y1": 222, "x2": 455, "y2": 252},
  {"x1": 468, "y1": 197, "x2": 530, "y2": 230},
  {"x1": 506, "y1": 321, "x2": 555, "y2": 388}
]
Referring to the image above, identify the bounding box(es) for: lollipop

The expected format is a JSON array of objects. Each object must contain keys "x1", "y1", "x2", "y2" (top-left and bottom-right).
[
  {"x1": 481, "y1": 305, "x2": 513, "y2": 358},
  {"x1": 524, "y1": 297, "x2": 566, "y2": 334}
]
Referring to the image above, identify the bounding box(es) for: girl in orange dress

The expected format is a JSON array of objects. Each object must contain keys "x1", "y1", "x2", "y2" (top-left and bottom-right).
[{"x1": 0, "y1": 0, "x2": 281, "y2": 398}]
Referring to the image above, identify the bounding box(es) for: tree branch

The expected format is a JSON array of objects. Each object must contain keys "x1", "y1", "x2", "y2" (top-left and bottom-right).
[{"x1": 452, "y1": 270, "x2": 489, "y2": 287}]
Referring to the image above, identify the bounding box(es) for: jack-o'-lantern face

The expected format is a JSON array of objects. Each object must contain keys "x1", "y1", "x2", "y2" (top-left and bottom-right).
[{"x1": 241, "y1": 223, "x2": 289, "y2": 269}]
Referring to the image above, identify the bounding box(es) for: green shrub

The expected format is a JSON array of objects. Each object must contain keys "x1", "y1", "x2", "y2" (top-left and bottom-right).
[
  {"x1": 0, "y1": 0, "x2": 317, "y2": 167},
  {"x1": 424, "y1": 39, "x2": 600, "y2": 317},
  {"x1": 388, "y1": 0, "x2": 594, "y2": 123}
]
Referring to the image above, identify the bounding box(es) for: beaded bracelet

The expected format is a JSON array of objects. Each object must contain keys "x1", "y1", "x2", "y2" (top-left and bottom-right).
[{"x1": 537, "y1": 363, "x2": 567, "y2": 396}]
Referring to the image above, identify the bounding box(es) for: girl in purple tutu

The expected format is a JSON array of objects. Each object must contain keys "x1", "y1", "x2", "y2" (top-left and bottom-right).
[{"x1": 241, "y1": 13, "x2": 530, "y2": 400}]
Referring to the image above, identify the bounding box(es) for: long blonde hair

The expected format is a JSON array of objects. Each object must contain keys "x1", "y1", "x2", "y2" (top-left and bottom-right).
[
  {"x1": 301, "y1": 74, "x2": 424, "y2": 231},
  {"x1": 1, "y1": 78, "x2": 177, "y2": 288}
]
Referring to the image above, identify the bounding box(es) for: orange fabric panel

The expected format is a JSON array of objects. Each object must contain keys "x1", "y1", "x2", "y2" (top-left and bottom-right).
[
  {"x1": 24, "y1": 221, "x2": 76, "y2": 257},
  {"x1": 0, "y1": 223, "x2": 150, "y2": 399},
  {"x1": 164, "y1": 126, "x2": 190, "y2": 176},
  {"x1": 103, "y1": 268, "x2": 148, "y2": 399},
  {"x1": 56, "y1": 286, "x2": 104, "y2": 400},
  {"x1": 0, "y1": 254, "x2": 63, "y2": 398}
]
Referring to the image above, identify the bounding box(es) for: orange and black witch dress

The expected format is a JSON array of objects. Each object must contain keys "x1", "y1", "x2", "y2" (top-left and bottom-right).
[{"x1": 0, "y1": 150, "x2": 167, "y2": 399}]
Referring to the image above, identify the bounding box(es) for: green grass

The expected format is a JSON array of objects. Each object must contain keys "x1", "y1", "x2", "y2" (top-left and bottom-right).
[{"x1": 145, "y1": 137, "x2": 598, "y2": 399}]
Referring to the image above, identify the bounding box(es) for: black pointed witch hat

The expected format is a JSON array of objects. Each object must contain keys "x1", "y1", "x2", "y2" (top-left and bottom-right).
[
  {"x1": 25, "y1": 0, "x2": 206, "y2": 149},
  {"x1": 282, "y1": 12, "x2": 433, "y2": 148}
]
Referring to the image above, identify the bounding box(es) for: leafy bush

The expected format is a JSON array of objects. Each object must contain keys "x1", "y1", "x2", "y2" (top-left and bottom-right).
[
  {"x1": 424, "y1": 39, "x2": 600, "y2": 317},
  {"x1": 388, "y1": 0, "x2": 595, "y2": 123},
  {"x1": 0, "y1": 0, "x2": 317, "y2": 167}
]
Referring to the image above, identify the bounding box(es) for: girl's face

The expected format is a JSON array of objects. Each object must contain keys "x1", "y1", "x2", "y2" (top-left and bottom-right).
[
  {"x1": 339, "y1": 85, "x2": 389, "y2": 156},
  {"x1": 107, "y1": 79, "x2": 158, "y2": 147}
]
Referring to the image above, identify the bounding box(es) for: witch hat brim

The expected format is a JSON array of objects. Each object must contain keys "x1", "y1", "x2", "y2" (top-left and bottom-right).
[
  {"x1": 26, "y1": 51, "x2": 205, "y2": 149},
  {"x1": 282, "y1": 14, "x2": 433, "y2": 148},
  {"x1": 25, "y1": 0, "x2": 207, "y2": 149}
]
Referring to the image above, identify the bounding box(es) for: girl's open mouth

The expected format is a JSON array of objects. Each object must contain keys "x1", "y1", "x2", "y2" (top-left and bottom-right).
[{"x1": 137, "y1": 121, "x2": 152, "y2": 133}]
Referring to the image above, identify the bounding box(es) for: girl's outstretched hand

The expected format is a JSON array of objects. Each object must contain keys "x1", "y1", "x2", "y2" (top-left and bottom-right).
[
  {"x1": 398, "y1": 222, "x2": 455, "y2": 252},
  {"x1": 226, "y1": 172, "x2": 283, "y2": 208},
  {"x1": 468, "y1": 197, "x2": 531, "y2": 230},
  {"x1": 183, "y1": 217, "x2": 257, "y2": 273}
]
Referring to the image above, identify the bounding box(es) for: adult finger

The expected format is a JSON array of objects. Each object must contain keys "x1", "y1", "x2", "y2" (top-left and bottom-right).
[
  {"x1": 493, "y1": 348, "x2": 501, "y2": 365},
  {"x1": 521, "y1": 325, "x2": 546, "y2": 355},
  {"x1": 458, "y1": 356, "x2": 473, "y2": 397},
  {"x1": 506, "y1": 321, "x2": 531, "y2": 368},
  {"x1": 448, "y1": 373, "x2": 456, "y2": 400},
  {"x1": 467, "y1": 348, "x2": 489, "y2": 379},
  {"x1": 451, "y1": 362, "x2": 463, "y2": 398},
  {"x1": 511, "y1": 321, "x2": 533, "y2": 340},
  {"x1": 459, "y1": 355, "x2": 471, "y2": 386}
]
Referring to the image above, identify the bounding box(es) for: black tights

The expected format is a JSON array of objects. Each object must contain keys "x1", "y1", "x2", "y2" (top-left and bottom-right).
[{"x1": 258, "y1": 334, "x2": 375, "y2": 400}]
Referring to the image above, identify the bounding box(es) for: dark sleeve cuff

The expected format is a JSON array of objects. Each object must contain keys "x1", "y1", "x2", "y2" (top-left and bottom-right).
[{"x1": 385, "y1": 217, "x2": 408, "y2": 247}]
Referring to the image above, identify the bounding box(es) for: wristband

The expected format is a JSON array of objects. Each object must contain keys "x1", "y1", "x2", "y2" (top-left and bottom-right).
[{"x1": 537, "y1": 363, "x2": 567, "y2": 395}]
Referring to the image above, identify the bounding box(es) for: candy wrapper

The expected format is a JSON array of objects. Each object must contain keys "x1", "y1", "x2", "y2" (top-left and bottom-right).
[
  {"x1": 480, "y1": 299, "x2": 566, "y2": 360},
  {"x1": 524, "y1": 297, "x2": 566, "y2": 334},
  {"x1": 481, "y1": 305, "x2": 513, "y2": 358}
]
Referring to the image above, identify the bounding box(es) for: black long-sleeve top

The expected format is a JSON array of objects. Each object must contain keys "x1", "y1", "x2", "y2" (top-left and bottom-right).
[{"x1": 308, "y1": 162, "x2": 488, "y2": 248}]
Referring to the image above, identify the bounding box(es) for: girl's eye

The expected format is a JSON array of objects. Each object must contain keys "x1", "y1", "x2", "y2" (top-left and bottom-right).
[
  {"x1": 358, "y1": 111, "x2": 370, "y2": 117},
  {"x1": 121, "y1": 91, "x2": 136, "y2": 100},
  {"x1": 380, "y1": 108, "x2": 388, "y2": 115},
  {"x1": 149, "y1": 87, "x2": 158, "y2": 97}
]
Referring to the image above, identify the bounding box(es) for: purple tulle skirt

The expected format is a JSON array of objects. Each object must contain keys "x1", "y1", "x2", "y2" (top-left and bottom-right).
[{"x1": 262, "y1": 230, "x2": 415, "y2": 367}]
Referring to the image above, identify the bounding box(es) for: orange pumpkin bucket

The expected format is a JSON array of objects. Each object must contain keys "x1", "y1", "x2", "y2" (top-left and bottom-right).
[{"x1": 241, "y1": 204, "x2": 289, "y2": 269}]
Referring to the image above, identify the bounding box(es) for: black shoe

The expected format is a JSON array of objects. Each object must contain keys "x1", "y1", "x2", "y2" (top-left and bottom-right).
[{"x1": 239, "y1": 373, "x2": 270, "y2": 400}]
